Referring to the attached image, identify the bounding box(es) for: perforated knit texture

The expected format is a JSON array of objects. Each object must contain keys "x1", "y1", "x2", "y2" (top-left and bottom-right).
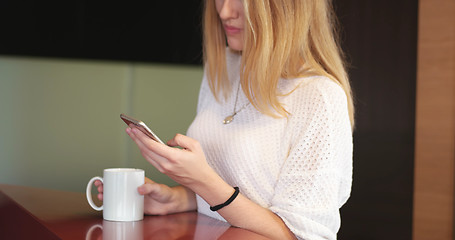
[{"x1": 186, "y1": 50, "x2": 353, "y2": 240}]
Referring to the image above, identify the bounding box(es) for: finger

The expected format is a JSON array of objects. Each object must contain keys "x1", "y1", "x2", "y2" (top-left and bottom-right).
[
  {"x1": 137, "y1": 183, "x2": 171, "y2": 203},
  {"x1": 128, "y1": 127, "x2": 185, "y2": 173},
  {"x1": 130, "y1": 127, "x2": 175, "y2": 161},
  {"x1": 94, "y1": 180, "x2": 102, "y2": 187},
  {"x1": 167, "y1": 134, "x2": 200, "y2": 152},
  {"x1": 128, "y1": 127, "x2": 160, "y2": 151},
  {"x1": 132, "y1": 137, "x2": 165, "y2": 168},
  {"x1": 137, "y1": 182, "x2": 158, "y2": 195},
  {"x1": 97, "y1": 185, "x2": 103, "y2": 193},
  {"x1": 127, "y1": 127, "x2": 160, "y2": 157},
  {"x1": 128, "y1": 126, "x2": 157, "y2": 145},
  {"x1": 126, "y1": 127, "x2": 169, "y2": 173},
  {"x1": 94, "y1": 180, "x2": 103, "y2": 193},
  {"x1": 97, "y1": 193, "x2": 103, "y2": 201},
  {"x1": 130, "y1": 129, "x2": 186, "y2": 160}
]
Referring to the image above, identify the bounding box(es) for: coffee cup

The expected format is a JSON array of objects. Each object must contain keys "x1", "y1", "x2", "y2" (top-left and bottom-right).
[{"x1": 86, "y1": 168, "x2": 144, "y2": 221}]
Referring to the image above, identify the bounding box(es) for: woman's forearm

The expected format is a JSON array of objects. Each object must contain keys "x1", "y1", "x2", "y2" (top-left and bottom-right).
[
  {"x1": 190, "y1": 173, "x2": 296, "y2": 240},
  {"x1": 221, "y1": 194, "x2": 296, "y2": 239}
]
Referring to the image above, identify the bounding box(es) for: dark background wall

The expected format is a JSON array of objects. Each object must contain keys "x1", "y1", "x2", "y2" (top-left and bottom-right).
[
  {"x1": 335, "y1": 1, "x2": 417, "y2": 239},
  {"x1": 0, "y1": 1, "x2": 418, "y2": 239},
  {"x1": 0, "y1": 0, "x2": 203, "y2": 64}
]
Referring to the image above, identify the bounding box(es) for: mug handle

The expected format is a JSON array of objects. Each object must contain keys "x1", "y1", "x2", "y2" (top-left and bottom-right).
[
  {"x1": 85, "y1": 223, "x2": 102, "y2": 240},
  {"x1": 86, "y1": 176, "x2": 103, "y2": 211}
]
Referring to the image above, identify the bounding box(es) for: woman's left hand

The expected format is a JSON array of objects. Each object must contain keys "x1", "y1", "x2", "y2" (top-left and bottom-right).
[{"x1": 126, "y1": 126, "x2": 215, "y2": 188}]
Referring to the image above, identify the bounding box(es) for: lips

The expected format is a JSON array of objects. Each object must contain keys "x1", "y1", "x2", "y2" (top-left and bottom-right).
[{"x1": 224, "y1": 25, "x2": 242, "y2": 34}]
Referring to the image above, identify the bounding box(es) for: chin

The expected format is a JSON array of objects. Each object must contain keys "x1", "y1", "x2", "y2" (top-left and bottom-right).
[
  {"x1": 228, "y1": 46, "x2": 243, "y2": 52},
  {"x1": 227, "y1": 39, "x2": 243, "y2": 51}
]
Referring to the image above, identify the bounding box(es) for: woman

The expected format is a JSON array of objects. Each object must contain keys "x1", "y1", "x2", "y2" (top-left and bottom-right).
[{"x1": 97, "y1": 0, "x2": 354, "y2": 239}]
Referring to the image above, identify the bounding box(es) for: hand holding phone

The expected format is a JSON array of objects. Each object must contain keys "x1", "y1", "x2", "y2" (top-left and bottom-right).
[{"x1": 120, "y1": 113, "x2": 164, "y2": 144}]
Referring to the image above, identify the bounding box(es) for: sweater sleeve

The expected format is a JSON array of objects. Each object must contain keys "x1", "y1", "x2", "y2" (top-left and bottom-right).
[{"x1": 269, "y1": 77, "x2": 353, "y2": 240}]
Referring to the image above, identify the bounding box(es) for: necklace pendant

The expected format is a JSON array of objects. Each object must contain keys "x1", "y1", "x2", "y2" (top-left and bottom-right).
[{"x1": 223, "y1": 115, "x2": 234, "y2": 124}]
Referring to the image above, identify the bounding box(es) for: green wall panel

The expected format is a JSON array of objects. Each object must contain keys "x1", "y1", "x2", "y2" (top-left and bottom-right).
[{"x1": 0, "y1": 56, "x2": 203, "y2": 192}]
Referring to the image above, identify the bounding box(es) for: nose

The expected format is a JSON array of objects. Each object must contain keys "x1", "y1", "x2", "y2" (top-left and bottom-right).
[{"x1": 218, "y1": 0, "x2": 239, "y2": 21}]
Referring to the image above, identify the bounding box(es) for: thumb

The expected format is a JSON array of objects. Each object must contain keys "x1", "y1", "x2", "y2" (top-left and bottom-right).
[
  {"x1": 167, "y1": 134, "x2": 199, "y2": 151},
  {"x1": 137, "y1": 182, "x2": 173, "y2": 203},
  {"x1": 137, "y1": 182, "x2": 160, "y2": 196}
]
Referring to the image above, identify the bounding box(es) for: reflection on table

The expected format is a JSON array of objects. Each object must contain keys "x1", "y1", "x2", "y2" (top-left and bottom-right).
[{"x1": 0, "y1": 184, "x2": 269, "y2": 239}]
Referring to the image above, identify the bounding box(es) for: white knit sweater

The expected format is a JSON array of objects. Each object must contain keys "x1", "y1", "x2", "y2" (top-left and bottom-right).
[{"x1": 186, "y1": 50, "x2": 353, "y2": 240}]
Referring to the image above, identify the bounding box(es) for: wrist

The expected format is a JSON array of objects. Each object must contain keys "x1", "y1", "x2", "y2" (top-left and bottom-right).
[
  {"x1": 210, "y1": 186, "x2": 239, "y2": 211},
  {"x1": 188, "y1": 170, "x2": 236, "y2": 209},
  {"x1": 169, "y1": 185, "x2": 197, "y2": 213}
]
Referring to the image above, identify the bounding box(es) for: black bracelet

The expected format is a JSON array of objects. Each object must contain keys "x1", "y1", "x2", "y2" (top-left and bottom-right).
[{"x1": 210, "y1": 187, "x2": 240, "y2": 211}]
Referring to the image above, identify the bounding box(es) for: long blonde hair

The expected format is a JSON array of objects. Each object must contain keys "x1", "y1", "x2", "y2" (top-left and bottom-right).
[{"x1": 203, "y1": 0, "x2": 355, "y2": 128}]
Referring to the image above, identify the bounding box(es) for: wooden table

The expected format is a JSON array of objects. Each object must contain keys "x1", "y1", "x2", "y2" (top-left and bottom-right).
[{"x1": 0, "y1": 184, "x2": 268, "y2": 239}]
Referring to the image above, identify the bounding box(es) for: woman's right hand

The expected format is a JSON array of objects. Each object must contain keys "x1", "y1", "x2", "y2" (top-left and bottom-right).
[
  {"x1": 94, "y1": 177, "x2": 196, "y2": 215},
  {"x1": 94, "y1": 179, "x2": 104, "y2": 201}
]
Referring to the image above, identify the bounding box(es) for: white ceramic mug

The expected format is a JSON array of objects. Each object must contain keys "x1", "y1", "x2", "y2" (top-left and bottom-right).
[{"x1": 86, "y1": 168, "x2": 144, "y2": 221}]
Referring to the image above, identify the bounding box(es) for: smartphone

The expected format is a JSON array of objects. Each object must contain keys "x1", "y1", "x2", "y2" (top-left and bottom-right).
[{"x1": 120, "y1": 113, "x2": 165, "y2": 144}]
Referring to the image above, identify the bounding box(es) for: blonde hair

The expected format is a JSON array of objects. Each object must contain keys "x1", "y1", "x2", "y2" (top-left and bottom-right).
[{"x1": 203, "y1": 0, "x2": 355, "y2": 128}]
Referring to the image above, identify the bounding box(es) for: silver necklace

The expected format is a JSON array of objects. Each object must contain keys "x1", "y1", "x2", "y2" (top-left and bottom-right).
[{"x1": 223, "y1": 81, "x2": 250, "y2": 124}]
